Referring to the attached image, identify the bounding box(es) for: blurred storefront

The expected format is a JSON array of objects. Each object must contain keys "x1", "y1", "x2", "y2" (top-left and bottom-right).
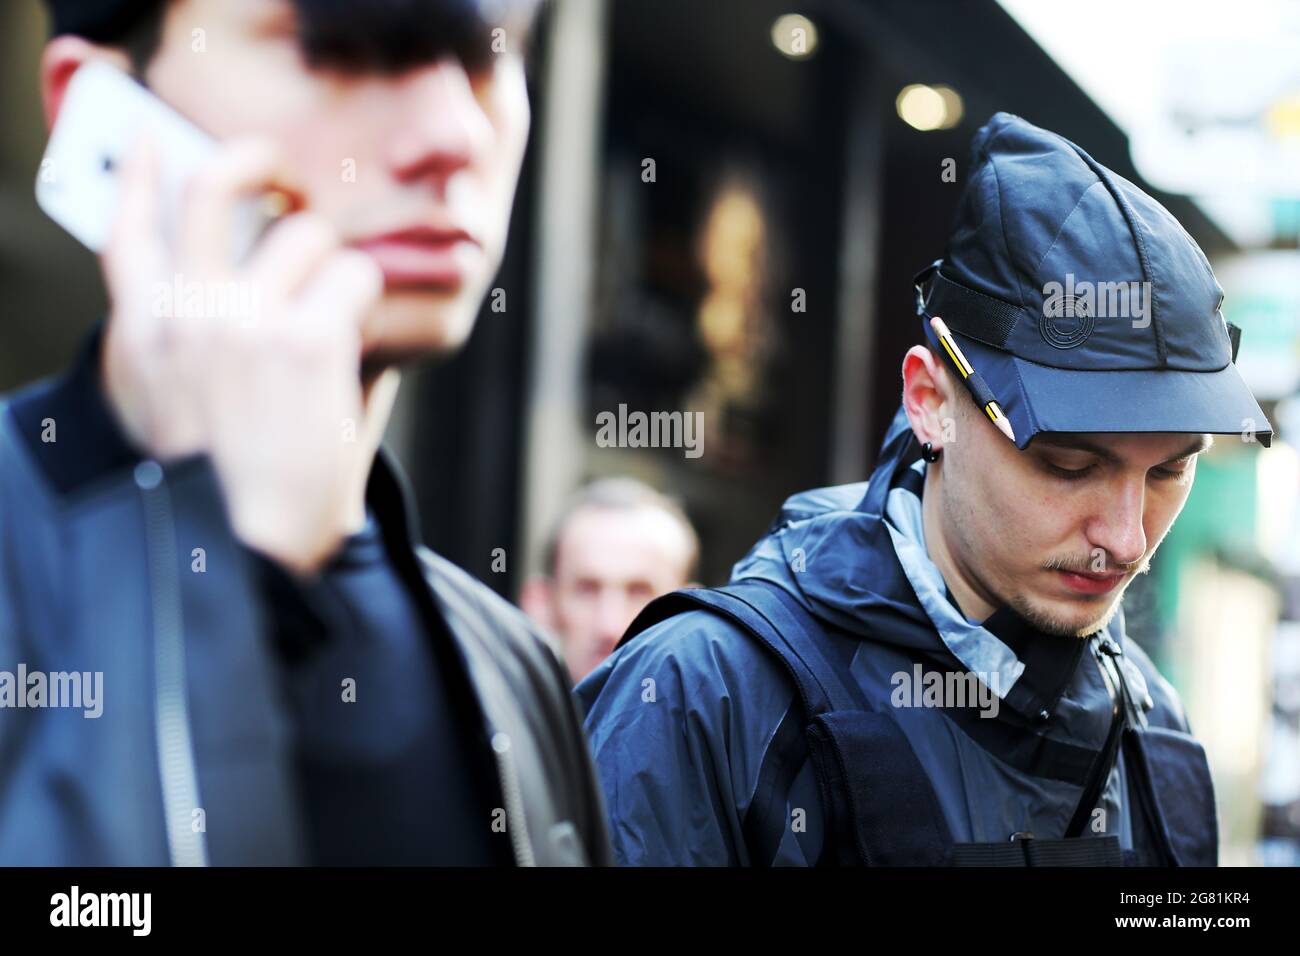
[{"x1": 412, "y1": 0, "x2": 1232, "y2": 587}]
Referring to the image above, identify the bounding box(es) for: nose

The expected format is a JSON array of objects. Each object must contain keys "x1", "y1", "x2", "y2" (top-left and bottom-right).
[
  {"x1": 385, "y1": 59, "x2": 492, "y2": 186},
  {"x1": 1085, "y1": 476, "x2": 1148, "y2": 570}
]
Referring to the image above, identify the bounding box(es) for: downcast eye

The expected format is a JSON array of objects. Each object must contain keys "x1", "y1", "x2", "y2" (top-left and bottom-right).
[{"x1": 1044, "y1": 461, "x2": 1094, "y2": 481}]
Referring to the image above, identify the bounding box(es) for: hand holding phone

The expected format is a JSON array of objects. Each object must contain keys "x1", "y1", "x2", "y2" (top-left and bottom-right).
[{"x1": 42, "y1": 62, "x2": 386, "y2": 575}]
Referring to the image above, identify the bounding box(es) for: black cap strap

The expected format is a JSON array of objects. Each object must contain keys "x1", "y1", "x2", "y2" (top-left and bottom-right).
[
  {"x1": 913, "y1": 262, "x2": 1022, "y2": 350},
  {"x1": 1225, "y1": 321, "x2": 1242, "y2": 363},
  {"x1": 916, "y1": 262, "x2": 1247, "y2": 366}
]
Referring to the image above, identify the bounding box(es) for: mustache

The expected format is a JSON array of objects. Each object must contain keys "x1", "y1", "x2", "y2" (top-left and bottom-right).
[{"x1": 1042, "y1": 554, "x2": 1149, "y2": 576}]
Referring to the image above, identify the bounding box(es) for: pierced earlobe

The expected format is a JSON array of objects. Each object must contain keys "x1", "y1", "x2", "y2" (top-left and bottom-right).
[{"x1": 921, "y1": 441, "x2": 942, "y2": 463}]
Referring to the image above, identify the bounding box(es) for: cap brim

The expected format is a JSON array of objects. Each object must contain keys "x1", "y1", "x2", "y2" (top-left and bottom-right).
[{"x1": 944, "y1": 328, "x2": 1274, "y2": 449}]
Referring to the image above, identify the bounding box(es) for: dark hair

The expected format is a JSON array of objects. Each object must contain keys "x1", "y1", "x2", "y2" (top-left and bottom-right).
[
  {"x1": 294, "y1": 0, "x2": 542, "y2": 74},
  {"x1": 118, "y1": 3, "x2": 166, "y2": 77},
  {"x1": 101, "y1": 0, "x2": 544, "y2": 78}
]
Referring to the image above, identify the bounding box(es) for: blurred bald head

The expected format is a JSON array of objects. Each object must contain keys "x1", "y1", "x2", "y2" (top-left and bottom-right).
[{"x1": 522, "y1": 478, "x2": 699, "y2": 683}]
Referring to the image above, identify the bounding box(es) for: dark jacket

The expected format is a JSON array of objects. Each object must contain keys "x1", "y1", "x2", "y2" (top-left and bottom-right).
[
  {"x1": 0, "y1": 329, "x2": 612, "y2": 866},
  {"x1": 577, "y1": 406, "x2": 1217, "y2": 866}
]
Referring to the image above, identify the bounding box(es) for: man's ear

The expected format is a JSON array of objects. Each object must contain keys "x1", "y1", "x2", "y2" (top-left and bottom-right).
[
  {"x1": 901, "y1": 344, "x2": 955, "y2": 449},
  {"x1": 39, "y1": 35, "x2": 133, "y2": 133}
]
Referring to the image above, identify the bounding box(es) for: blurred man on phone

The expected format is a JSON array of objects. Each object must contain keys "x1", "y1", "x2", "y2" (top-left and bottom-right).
[{"x1": 0, "y1": 0, "x2": 610, "y2": 866}]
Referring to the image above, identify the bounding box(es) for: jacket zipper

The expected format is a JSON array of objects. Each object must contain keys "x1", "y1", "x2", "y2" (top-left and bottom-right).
[
  {"x1": 491, "y1": 731, "x2": 535, "y2": 867},
  {"x1": 136, "y1": 462, "x2": 209, "y2": 867}
]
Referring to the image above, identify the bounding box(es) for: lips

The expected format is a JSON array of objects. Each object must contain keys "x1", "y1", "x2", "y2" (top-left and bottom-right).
[
  {"x1": 352, "y1": 226, "x2": 481, "y2": 290},
  {"x1": 1054, "y1": 569, "x2": 1126, "y2": 597}
]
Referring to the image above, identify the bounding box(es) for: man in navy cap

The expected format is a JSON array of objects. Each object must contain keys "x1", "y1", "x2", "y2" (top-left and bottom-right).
[
  {"x1": 0, "y1": 0, "x2": 611, "y2": 865},
  {"x1": 578, "y1": 112, "x2": 1271, "y2": 866}
]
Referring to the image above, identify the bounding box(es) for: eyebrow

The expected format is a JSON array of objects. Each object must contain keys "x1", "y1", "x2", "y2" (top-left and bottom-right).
[{"x1": 1031, "y1": 433, "x2": 1213, "y2": 466}]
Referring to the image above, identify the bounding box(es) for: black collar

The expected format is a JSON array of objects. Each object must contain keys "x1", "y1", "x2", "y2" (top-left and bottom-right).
[
  {"x1": 980, "y1": 604, "x2": 1089, "y2": 720},
  {"x1": 7, "y1": 324, "x2": 140, "y2": 497},
  {"x1": 6, "y1": 323, "x2": 420, "y2": 535}
]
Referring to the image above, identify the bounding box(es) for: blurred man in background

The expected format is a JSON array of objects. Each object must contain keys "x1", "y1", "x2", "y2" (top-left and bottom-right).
[
  {"x1": 521, "y1": 478, "x2": 699, "y2": 683},
  {"x1": 0, "y1": 0, "x2": 610, "y2": 866}
]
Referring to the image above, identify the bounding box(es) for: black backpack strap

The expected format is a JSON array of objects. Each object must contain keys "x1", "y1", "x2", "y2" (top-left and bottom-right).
[
  {"x1": 620, "y1": 581, "x2": 870, "y2": 715},
  {"x1": 806, "y1": 710, "x2": 954, "y2": 865},
  {"x1": 952, "y1": 834, "x2": 1123, "y2": 866}
]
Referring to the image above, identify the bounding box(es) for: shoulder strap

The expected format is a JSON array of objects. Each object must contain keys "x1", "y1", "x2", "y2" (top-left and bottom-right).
[
  {"x1": 620, "y1": 580, "x2": 870, "y2": 715},
  {"x1": 621, "y1": 580, "x2": 954, "y2": 865}
]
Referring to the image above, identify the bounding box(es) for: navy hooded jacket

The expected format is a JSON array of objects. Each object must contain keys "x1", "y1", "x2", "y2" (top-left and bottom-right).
[{"x1": 576, "y1": 406, "x2": 1217, "y2": 866}]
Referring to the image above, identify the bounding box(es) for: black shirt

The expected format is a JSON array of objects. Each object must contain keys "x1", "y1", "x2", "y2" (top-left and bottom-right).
[{"x1": 264, "y1": 510, "x2": 510, "y2": 865}]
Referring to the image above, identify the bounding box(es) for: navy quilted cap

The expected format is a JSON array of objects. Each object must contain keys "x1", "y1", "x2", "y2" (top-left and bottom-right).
[{"x1": 916, "y1": 112, "x2": 1272, "y2": 448}]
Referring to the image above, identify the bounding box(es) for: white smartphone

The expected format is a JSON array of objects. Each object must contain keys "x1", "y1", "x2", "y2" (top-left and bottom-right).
[{"x1": 35, "y1": 61, "x2": 269, "y2": 259}]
